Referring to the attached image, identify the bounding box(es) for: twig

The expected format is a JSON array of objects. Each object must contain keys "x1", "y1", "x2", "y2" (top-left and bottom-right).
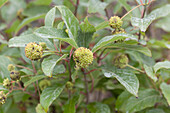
[
  {"x1": 74, "y1": 0, "x2": 80, "y2": 17},
  {"x1": 15, "y1": 65, "x2": 34, "y2": 72},
  {"x1": 126, "y1": 64, "x2": 145, "y2": 73},
  {"x1": 81, "y1": 68, "x2": 89, "y2": 113}
]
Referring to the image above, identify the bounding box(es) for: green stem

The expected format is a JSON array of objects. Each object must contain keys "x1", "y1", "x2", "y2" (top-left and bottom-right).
[{"x1": 126, "y1": 64, "x2": 145, "y2": 73}]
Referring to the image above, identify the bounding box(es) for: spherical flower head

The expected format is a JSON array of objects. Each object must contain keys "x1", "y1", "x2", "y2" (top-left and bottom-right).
[
  {"x1": 112, "y1": 28, "x2": 126, "y2": 35},
  {"x1": 39, "y1": 79, "x2": 51, "y2": 91},
  {"x1": 39, "y1": 42, "x2": 47, "y2": 50},
  {"x1": 25, "y1": 42, "x2": 43, "y2": 60},
  {"x1": 0, "y1": 91, "x2": 6, "y2": 104},
  {"x1": 10, "y1": 70, "x2": 20, "y2": 81},
  {"x1": 109, "y1": 16, "x2": 123, "y2": 29},
  {"x1": 66, "y1": 81, "x2": 74, "y2": 90},
  {"x1": 114, "y1": 55, "x2": 129, "y2": 68},
  {"x1": 8, "y1": 64, "x2": 15, "y2": 71},
  {"x1": 73, "y1": 47, "x2": 93, "y2": 68},
  {"x1": 3, "y1": 78, "x2": 11, "y2": 89}
]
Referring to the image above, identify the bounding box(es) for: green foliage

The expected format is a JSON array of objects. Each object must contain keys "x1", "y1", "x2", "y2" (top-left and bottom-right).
[{"x1": 0, "y1": 0, "x2": 170, "y2": 113}]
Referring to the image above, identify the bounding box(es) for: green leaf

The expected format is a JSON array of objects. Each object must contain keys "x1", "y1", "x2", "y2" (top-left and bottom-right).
[
  {"x1": 42, "y1": 54, "x2": 68, "y2": 77},
  {"x1": 40, "y1": 85, "x2": 65, "y2": 112},
  {"x1": 95, "y1": 21, "x2": 109, "y2": 31},
  {"x1": 127, "y1": 51, "x2": 155, "y2": 66},
  {"x1": 144, "y1": 64, "x2": 157, "y2": 82},
  {"x1": 131, "y1": 4, "x2": 170, "y2": 32},
  {"x1": 56, "y1": 6, "x2": 79, "y2": 40},
  {"x1": 34, "y1": 27, "x2": 78, "y2": 48},
  {"x1": 146, "y1": 108, "x2": 165, "y2": 113},
  {"x1": 88, "y1": 0, "x2": 108, "y2": 13},
  {"x1": 24, "y1": 75, "x2": 46, "y2": 87},
  {"x1": 102, "y1": 68, "x2": 139, "y2": 97},
  {"x1": 154, "y1": 61, "x2": 170, "y2": 73},
  {"x1": 155, "y1": 15, "x2": 170, "y2": 32},
  {"x1": 15, "y1": 14, "x2": 45, "y2": 34},
  {"x1": 125, "y1": 89, "x2": 164, "y2": 113},
  {"x1": 105, "y1": 43, "x2": 151, "y2": 57},
  {"x1": 87, "y1": 102, "x2": 111, "y2": 113},
  {"x1": 45, "y1": 7, "x2": 56, "y2": 27},
  {"x1": 33, "y1": 0, "x2": 52, "y2": 5},
  {"x1": 160, "y1": 82, "x2": 170, "y2": 106},
  {"x1": 118, "y1": 0, "x2": 131, "y2": 11},
  {"x1": 36, "y1": 104, "x2": 46, "y2": 113},
  {"x1": 8, "y1": 34, "x2": 55, "y2": 50},
  {"x1": 63, "y1": 94, "x2": 79, "y2": 113},
  {"x1": 0, "y1": 55, "x2": 14, "y2": 80},
  {"x1": 92, "y1": 33, "x2": 137, "y2": 53},
  {"x1": 0, "y1": 0, "x2": 8, "y2": 8},
  {"x1": 116, "y1": 91, "x2": 132, "y2": 111},
  {"x1": 77, "y1": 17, "x2": 96, "y2": 47}
]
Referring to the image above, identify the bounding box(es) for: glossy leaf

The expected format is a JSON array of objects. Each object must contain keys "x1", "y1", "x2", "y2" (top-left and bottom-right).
[
  {"x1": 45, "y1": 7, "x2": 56, "y2": 27},
  {"x1": 56, "y1": 6, "x2": 79, "y2": 40},
  {"x1": 87, "y1": 102, "x2": 111, "y2": 113},
  {"x1": 24, "y1": 75, "x2": 46, "y2": 87},
  {"x1": 131, "y1": 4, "x2": 170, "y2": 32},
  {"x1": 125, "y1": 89, "x2": 163, "y2": 113},
  {"x1": 77, "y1": 17, "x2": 96, "y2": 47},
  {"x1": 40, "y1": 85, "x2": 65, "y2": 112},
  {"x1": 0, "y1": 0, "x2": 8, "y2": 8},
  {"x1": 102, "y1": 68, "x2": 139, "y2": 97},
  {"x1": 34, "y1": 27, "x2": 78, "y2": 48},
  {"x1": 42, "y1": 54, "x2": 68, "y2": 77},
  {"x1": 95, "y1": 21, "x2": 109, "y2": 31},
  {"x1": 144, "y1": 64, "x2": 157, "y2": 82},
  {"x1": 160, "y1": 82, "x2": 170, "y2": 105},
  {"x1": 154, "y1": 61, "x2": 170, "y2": 73},
  {"x1": 36, "y1": 104, "x2": 46, "y2": 113},
  {"x1": 15, "y1": 14, "x2": 45, "y2": 34},
  {"x1": 92, "y1": 33, "x2": 137, "y2": 53},
  {"x1": 63, "y1": 94, "x2": 79, "y2": 113},
  {"x1": 105, "y1": 43, "x2": 151, "y2": 57},
  {"x1": 8, "y1": 34, "x2": 55, "y2": 50},
  {"x1": 88, "y1": 0, "x2": 108, "y2": 13}
]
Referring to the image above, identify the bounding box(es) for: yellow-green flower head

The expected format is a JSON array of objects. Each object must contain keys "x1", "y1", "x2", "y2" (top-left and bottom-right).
[
  {"x1": 109, "y1": 16, "x2": 123, "y2": 29},
  {"x1": 73, "y1": 47, "x2": 93, "y2": 68},
  {"x1": 39, "y1": 42, "x2": 47, "y2": 50},
  {"x1": 7, "y1": 64, "x2": 15, "y2": 71},
  {"x1": 3, "y1": 78, "x2": 11, "y2": 89},
  {"x1": 0, "y1": 91, "x2": 6, "y2": 104},
  {"x1": 66, "y1": 81, "x2": 74, "y2": 90},
  {"x1": 10, "y1": 70, "x2": 20, "y2": 81},
  {"x1": 114, "y1": 55, "x2": 129, "y2": 68},
  {"x1": 39, "y1": 79, "x2": 51, "y2": 91},
  {"x1": 25, "y1": 42, "x2": 43, "y2": 60},
  {"x1": 112, "y1": 28, "x2": 126, "y2": 35}
]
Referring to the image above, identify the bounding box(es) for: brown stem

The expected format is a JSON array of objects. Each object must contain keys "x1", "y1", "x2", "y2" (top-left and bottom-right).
[
  {"x1": 82, "y1": 68, "x2": 89, "y2": 113},
  {"x1": 74, "y1": 0, "x2": 79, "y2": 17},
  {"x1": 31, "y1": 61, "x2": 37, "y2": 74},
  {"x1": 15, "y1": 65, "x2": 34, "y2": 72}
]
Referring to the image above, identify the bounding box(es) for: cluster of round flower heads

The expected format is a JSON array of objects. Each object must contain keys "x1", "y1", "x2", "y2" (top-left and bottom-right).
[
  {"x1": 25, "y1": 42, "x2": 44, "y2": 60},
  {"x1": 73, "y1": 47, "x2": 93, "y2": 69},
  {"x1": 109, "y1": 16, "x2": 126, "y2": 42},
  {"x1": 0, "y1": 91, "x2": 6, "y2": 104}
]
